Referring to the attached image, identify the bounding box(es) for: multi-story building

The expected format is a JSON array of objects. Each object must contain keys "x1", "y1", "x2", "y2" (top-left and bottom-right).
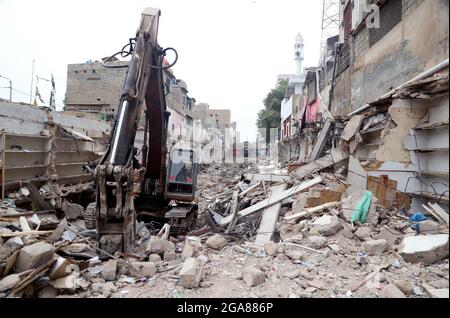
[{"x1": 64, "y1": 59, "x2": 196, "y2": 145}]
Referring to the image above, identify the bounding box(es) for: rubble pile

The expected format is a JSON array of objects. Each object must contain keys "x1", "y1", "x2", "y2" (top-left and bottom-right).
[{"x1": 0, "y1": 159, "x2": 448, "y2": 299}]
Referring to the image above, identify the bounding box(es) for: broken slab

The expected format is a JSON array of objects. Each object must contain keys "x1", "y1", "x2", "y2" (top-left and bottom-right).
[
  {"x1": 0, "y1": 273, "x2": 21, "y2": 292},
  {"x1": 341, "y1": 115, "x2": 364, "y2": 141},
  {"x1": 244, "y1": 174, "x2": 292, "y2": 184},
  {"x1": 14, "y1": 241, "x2": 54, "y2": 273},
  {"x1": 422, "y1": 283, "x2": 449, "y2": 299},
  {"x1": 255, "y1": 184, "x2": 286, "y2": 246},
  {"x1": 48, "y1": 257, "x2": 78, "y2": 280},
  {"x1": 219, "y1": 176, "x2": 323, "y2": 226},
  {"x1": 363, "y1": 239, "x2": 387, "y2": 256},
  {"x1": 242, "y1": 266, "x2": 265, "y2": 287},
  {"x1": 399, "y1": 234, "x2": 449, "y2": 265},
  {"x1": 205, "y1": 234, "x2": 228, "y2": 250},
  {"x1": 312, "y1": 215, "x2": 343, "y2": 237},
  {"x1": 292, "y1": 148, "x2": 348, "y2": 180},
  {"x1": 380, "y1": 284, "x2": 407, "y2": 298},
  {"x1": 180, "y1": 257, "x2": 204, "y2": 288},
  {"x1": 4, "y1": 237, "x2": 23, "y2": 252},
  {"x1": 52, "y1": 273, "x2": 77, "y2": 291}
]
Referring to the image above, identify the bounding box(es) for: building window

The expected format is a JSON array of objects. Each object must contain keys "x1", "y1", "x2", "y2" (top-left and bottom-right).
[
  {"x1": 369, "y1": 0, "x2": 402, "y2": 47},
  {"x1": 343, "y1": 2, "x2": 352, "y2": 40}
]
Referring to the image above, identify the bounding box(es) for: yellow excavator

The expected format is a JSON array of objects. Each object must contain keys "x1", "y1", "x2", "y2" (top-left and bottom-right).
[{"x1": 84, "y1": 8, "x2": 198, "y2": 257}]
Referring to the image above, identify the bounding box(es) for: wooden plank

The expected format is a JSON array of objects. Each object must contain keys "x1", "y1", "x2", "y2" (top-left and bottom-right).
[
  {"x1": 0, "y1": 230, "x2": 53, "y2": 237},
  {"x1": 293, "y1": 148, "x2": 348, "y2": 179},
  {"x1": 284, "y1": 202, "x2": 341, "y2": 222},
  {"x1": 254, "y1": 184, "x2": 287, "y2": 246},
  {"x1": 219, "y1": 176, "x2": 323, "y2": 226},
  {"x1": 429, "y1": 203, "x2": 449, "y2": 225}
]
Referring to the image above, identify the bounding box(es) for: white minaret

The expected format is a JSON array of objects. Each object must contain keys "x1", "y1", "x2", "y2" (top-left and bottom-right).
[{"x1": 294, "y1": 33, "x2": 304, "y2": 75}]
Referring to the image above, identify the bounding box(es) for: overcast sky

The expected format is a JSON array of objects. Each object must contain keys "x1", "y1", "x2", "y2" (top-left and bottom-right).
[{"x1": 0, "y1": 0, "x2": 323, "y2": 141}]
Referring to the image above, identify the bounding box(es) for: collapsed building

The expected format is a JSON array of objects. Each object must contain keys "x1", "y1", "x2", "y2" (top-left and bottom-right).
[{"x1": 279, "y1": 0, "x2": 449, "y2": 215}]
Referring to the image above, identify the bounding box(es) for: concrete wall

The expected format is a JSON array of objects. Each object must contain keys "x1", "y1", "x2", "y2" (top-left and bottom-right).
[
  {"x1": 332, "y1": 0, "x2": 449, "y2": 116},
  {"x1": 65, "y1": 61, "x2": 128, "y2": 113},
  {"x1": 0, "y1": 101, "x2": 111, "y2": 192}
]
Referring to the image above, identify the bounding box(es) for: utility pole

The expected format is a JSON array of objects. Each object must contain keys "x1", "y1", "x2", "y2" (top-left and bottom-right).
[{"x1": 0, "y1": 74, "x2": 12, "y2": 101}]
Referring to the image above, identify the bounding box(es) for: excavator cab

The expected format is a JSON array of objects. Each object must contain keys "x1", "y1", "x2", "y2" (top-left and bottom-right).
[
  {"x1": 164, "y1": 148, "x2": 198, "y2": 233},
  {"x1": 165, "y1": 148, "x2": 198, "y2": 201}
]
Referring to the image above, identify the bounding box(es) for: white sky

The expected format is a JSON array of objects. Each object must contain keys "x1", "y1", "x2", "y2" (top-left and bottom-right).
[{"x1": 0, "y1": 0, "x2": 323, "y2": 141}]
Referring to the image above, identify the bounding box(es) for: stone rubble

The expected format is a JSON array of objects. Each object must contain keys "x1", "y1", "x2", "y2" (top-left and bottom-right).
[{"x1": 0, "y1": 162, "x2": 448, "y2": 299}]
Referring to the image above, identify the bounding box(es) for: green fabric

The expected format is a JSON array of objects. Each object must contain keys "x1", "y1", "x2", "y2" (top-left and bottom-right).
[{"x1": 351, "y1": 191, "x2": 373, "y2": 223}]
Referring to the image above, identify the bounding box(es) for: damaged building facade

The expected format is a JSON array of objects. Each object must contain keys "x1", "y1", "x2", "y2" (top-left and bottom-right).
[{"x1": 281, "y1": 0, "x2": 449, "y2": 214}]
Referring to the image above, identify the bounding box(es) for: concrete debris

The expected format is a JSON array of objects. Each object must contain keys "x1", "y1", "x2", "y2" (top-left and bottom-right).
[
  {"x1": 38, "y1": 286, "x2": 57, "y2": 298},
  {"x1": 163, "y1": 251, "x2": 178, "y2": 262},
  {"x1": 373, "y1": 227, "x2": 403, "y2": 246},
  {"x1": 101, "y1": 259, "x2": 117, "y2": 281},
  {"x1": 180, "y1": 257, "x2": 204, "y2": 288},
  {"x1": 4, "y1": 237, "x2": 24, "y2": 252},
  {"x1": 0, "y1": 158, "x2": 448, "y2": 298},
  {"x1": 181, "y1": 236, "x2": 204, "y2": 260},
  {"x1": 380, "y1": 284, "x2": 407, "y2": 298},
  {"x1": 284, "y1": 249, "x2": 304, "y2": 260},
  {"x1": 394, "y1": 280, "x2": 414, "y2": 295},
  {"x1": 354, "y1": 227, "x2": 372, "y2": 240},
  {"x1": 0, "y1": 273, "x2": 21, "y2": 292},
  {"x1": 363, "y1": 239, "x2": 387, "y2": 256},
  {"x1": 264, "y1": 241, "x2": 279, "y2": 257},
  {"x1": 61, "y1": 201, "x2": 84, "y2": 221},
  {"x1": 399, "y1": 234, "x2": 449, "y2": 265},
  {"x1": 312, "y1": 215, "x2": 343, "y2": 237},
  {"x1": 129, "y1": 262, "x2": 157, "y2": 278},
  {"x1": 149, "y1": 254, "x2": 162, "y2": 263},
  {"x1": 52, "y1": 273, "x2": 78, "y2": 291},
  {"x1": 14, "y1": 241, "x2": 54, "y2": 273},
  {"x1": 146, "y1": 237, "x2": 175, "y2": 256},
  {"x1": 205, "y1": 234, "x2": 227, "y2": 250},
  {"x1": 48, "y1": 257, "x2": 78, "y2": 280},
  {"x1": 307, "y1": 235, "x2": 328, "y2": 250},
  {"x1": 242, "y1": 266, "x2": 265, "y2": 287}
]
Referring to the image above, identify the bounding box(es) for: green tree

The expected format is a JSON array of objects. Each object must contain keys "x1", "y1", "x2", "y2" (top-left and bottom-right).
[{"x1": 256, "y1": 79, "x2": 288, "y2": 143}]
